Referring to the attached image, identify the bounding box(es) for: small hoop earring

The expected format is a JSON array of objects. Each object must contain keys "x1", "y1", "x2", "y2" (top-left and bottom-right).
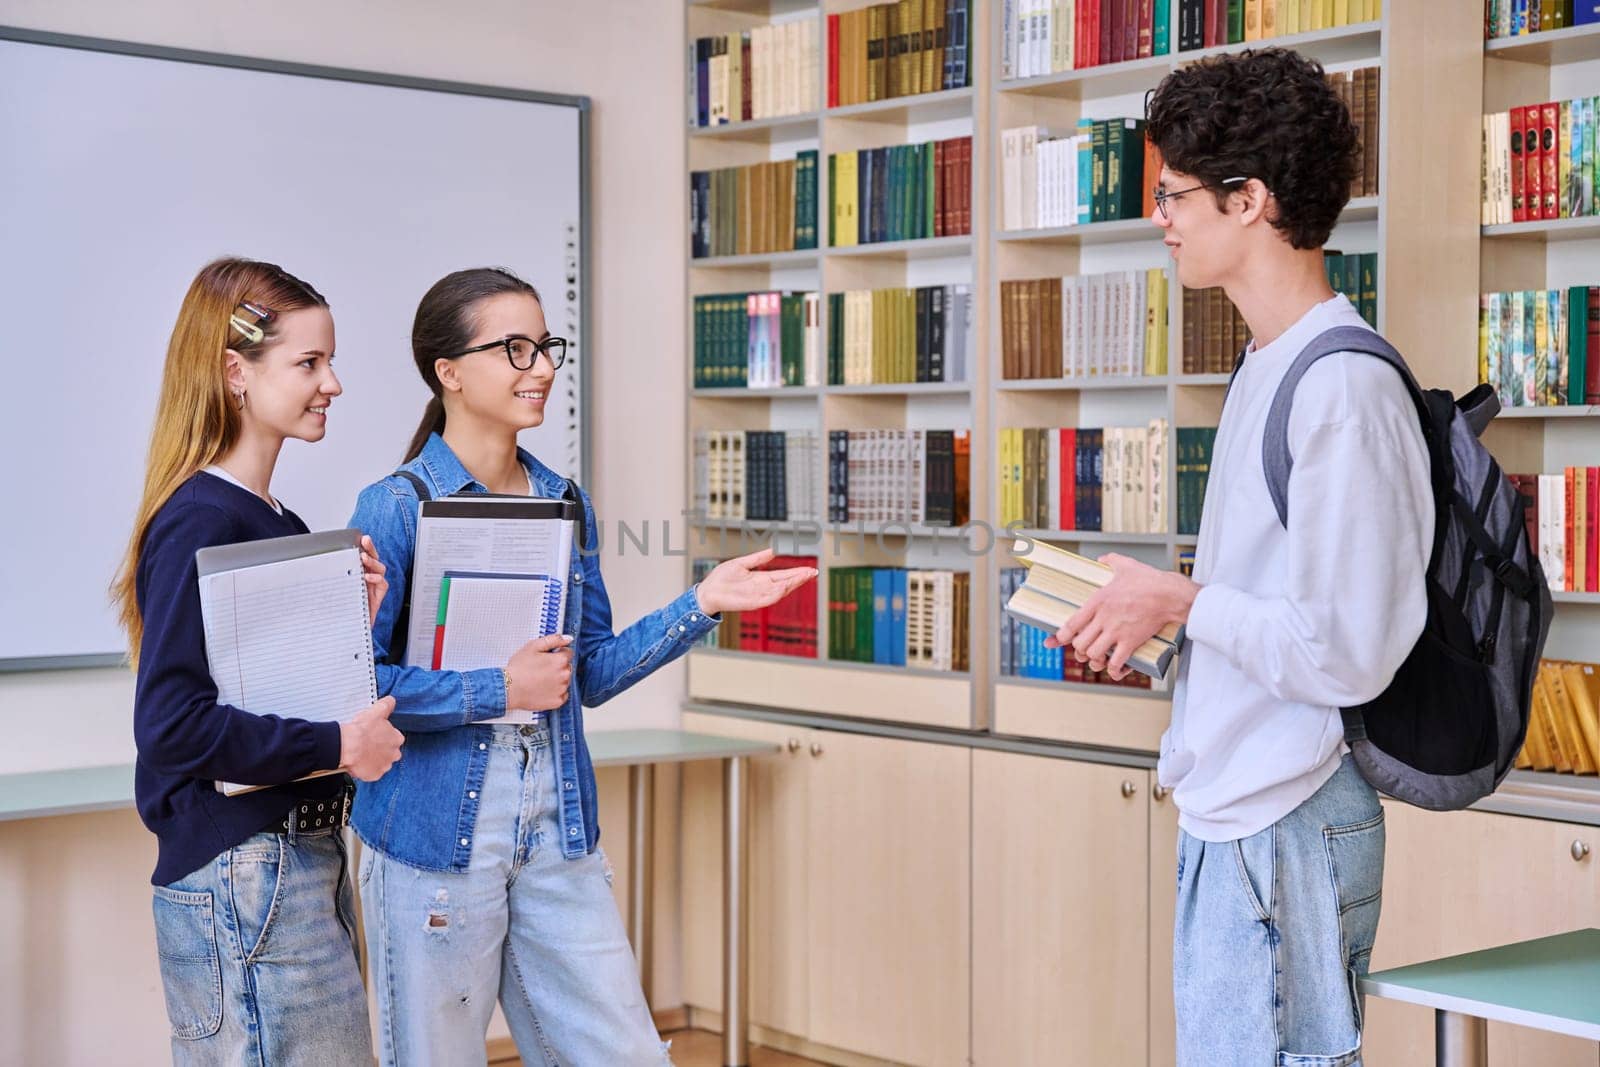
[{"x1": 233, "y1": 389, "x2": 246, "y2": 411}]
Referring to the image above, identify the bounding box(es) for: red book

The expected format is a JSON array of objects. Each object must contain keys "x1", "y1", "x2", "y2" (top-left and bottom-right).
[
  {"x1": 1100, "y1": 0, "x2": 1115, "y2": 66},
  {"x1": 1587, "y1": 288, "x2": 1599, "y2": 404},
  {"x1": 1510, "y1": 105, "x2": 1527, "y2": 223},
  {"x1": 1138, "y1": 0, "x2": 1155, "y2": 58},
  {"x1": 957, "y1": 136, "x2": 971, "y2": 235},
  {"x1": 827, "y1": 15, "x2": 839, "y2": 109},
  {"x1": 934, "y1": 139, "x2": 946, "y2": 237},
  {"x1": 1074, "y1": 1, "x2": 1089, "y2": 68},
  {"x1": 1507, "y1": 474, "x2": 1534, "y2": 560},
  {"x1": 1125, "y1": 0, "x2": 1141, "y2": 62},
  {"x1": 1541, "y1": 102, "x2": 1561, "y2": 220},
  {"x1": 1060, "y1": 428, "x2": 1077, "y2": 531},
  {"x1": 1587, "y1": 468, "x2": 1599, "y2": 594},
  {"x1": 1524, "y1": 105, "x2": 1543, "y2": 221},
  {"x1": 1206, "y1": 0, "x2": 1226, "y2": 48},
  {"x1": 1567, "y1": 467, "x2": 1578, "y2": 594},
  {"x1": 743, "y1": 37, "x2": 753, "y2": 122}
]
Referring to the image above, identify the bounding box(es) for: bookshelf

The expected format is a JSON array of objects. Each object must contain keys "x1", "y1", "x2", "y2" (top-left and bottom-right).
[
  {"x1": 1480, "y1": 16, "x2": 1600, "y2": 792},
  {"x1": 683, "y1": 2, "x2": 1595, "y2": 790}
]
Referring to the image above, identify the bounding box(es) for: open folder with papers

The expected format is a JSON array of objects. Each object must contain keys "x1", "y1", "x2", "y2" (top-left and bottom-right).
[
  {"x1": 405, "y1": 496, "x2": 578, "y2": 723},
  {"x1": 1005, "y1": 538, "x2": 1182, "y2": 681},
  {"x1": 195, "y1": 529, "x2": 377, "y2": 795}
]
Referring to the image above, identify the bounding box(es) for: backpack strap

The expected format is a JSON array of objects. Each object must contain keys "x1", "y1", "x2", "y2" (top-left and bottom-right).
[
  {"x1": 385, "y1": 469, "x2": 431, "y2": 666},
  {"x1": 1260, "y1": 325, "x2": 1424, "y2": 529}
]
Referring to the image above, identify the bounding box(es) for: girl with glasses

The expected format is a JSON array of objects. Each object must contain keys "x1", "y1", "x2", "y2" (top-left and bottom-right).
[{"x1": 347, "y1": 267, "x2": 815, "y2": 1065}]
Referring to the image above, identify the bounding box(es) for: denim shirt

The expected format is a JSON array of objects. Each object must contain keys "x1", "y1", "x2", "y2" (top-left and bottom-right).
[{"x1": 348, "y1": 432, "x2": 719, "y2": 871}]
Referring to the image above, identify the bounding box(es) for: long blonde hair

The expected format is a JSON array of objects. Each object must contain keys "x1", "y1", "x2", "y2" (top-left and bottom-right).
[{"x1": 112, "y1": 258, "x2": 327, "y2": 665}]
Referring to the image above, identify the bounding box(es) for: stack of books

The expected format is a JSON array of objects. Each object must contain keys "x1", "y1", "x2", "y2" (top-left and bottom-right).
[{"x1": 1003, "y1": 538, "x2": 1181, "y2": 680}]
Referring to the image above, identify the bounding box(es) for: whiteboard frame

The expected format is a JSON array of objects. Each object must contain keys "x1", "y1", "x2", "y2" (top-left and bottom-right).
[{"x1": 0, "y1": 25, "x2": 592, "y2": 672}]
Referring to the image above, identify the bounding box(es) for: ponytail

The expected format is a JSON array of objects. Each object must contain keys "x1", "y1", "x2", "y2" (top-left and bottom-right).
[{"x1": 403, "y1": 395, "x2": 447, "y2": 464}]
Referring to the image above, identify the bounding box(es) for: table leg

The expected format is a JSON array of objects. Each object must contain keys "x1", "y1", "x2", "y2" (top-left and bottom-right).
[
  {"x1": 723, "y1": 755, "x2": 750, "y2": 1067},
  {"x1": 628, "y1": 763, "x2": 655, "y2": 1009},
  {"x1": 1435, "y1": 1009, "x2": 1488, "y2": 1067}
]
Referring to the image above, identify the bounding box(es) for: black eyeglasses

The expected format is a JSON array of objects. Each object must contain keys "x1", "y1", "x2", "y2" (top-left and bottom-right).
[
  {"x1": 452, "y1": 334, "x2": 568, "y2": 371},
  {"x1": 1151, "y1": 175, "x2": 1250, "y2": 219}
]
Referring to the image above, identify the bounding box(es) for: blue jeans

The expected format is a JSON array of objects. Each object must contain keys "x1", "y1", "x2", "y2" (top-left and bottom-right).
[
  {"x1": 1174, "y1": 755, "x2": 1386, "y2": 1067},
  {"x1": 360, "y1": 721, "x2": 669, "y2": 1066},
  {"x1": 151, "y1": 827, "x2": 370, "y2": 1066}
]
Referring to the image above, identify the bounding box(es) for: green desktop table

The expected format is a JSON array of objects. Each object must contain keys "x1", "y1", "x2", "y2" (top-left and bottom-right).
[{"x1": 1359, "y1": 928, "x2": 1600, "y2": 1066}]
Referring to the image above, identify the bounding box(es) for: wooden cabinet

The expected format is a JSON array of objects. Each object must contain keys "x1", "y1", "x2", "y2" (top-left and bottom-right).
[
  {"x1": 681, "y1": 714, "x2": 971, "y2": 1067},
  {"x1": 1363, "y1": 803, "x2": 1600, "y2": 1067},
  {"x1": 972, "y1": 751, "x2": 1151, "y2": 1066},
  {"x1": 1148, "y1": 779, "x2": 1180, "y2": 1067}
]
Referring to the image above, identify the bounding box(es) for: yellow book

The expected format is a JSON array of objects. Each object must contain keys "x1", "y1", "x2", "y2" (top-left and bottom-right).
[
  {"x1": 1153, "y1": 270, "x2": 1170, "y2": 375},
  {"x1": 1300, "y1": 0, "x2": 1314, "y2": 31},
  {"x1": 1548, "y1": 662, "x2": 1600, "y2": 771},
  {"x1": 903, "y1": 287, "x2": 916, "y2": 383},
  {"x1": 1311, "y1": 0, "x2": 1329, "y2": 29},
  {"x1": 1245, "y1": 0, "x2": 1263, "y2": 39},
  {"x1": 1522, "y1": 668, "x2": 1555, "y2": 770},
  {"x1": 1332, "y1": 0, "x2": 1350, "y2": 26},
  {"x1": 1535, "y1": 668, "x2": 1575, "y2": 772},
  {"x1": 1565, "y1": 662, "x2": 1600, "y2": 770},
  {"x1": 999, "y1": 429, "x2": 1014, "y2": 526},
  {"x1": 1262, "y1": 0, "x2": 1278, "y2": 37},
  {"x1": 1283, "y1": 0, "x2": 1300, "y2": 35}
]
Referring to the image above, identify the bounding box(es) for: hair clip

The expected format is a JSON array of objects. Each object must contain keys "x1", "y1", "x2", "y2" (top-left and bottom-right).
[{"x1": 229, "y1": 300, "x2": 274, "y2": 345}]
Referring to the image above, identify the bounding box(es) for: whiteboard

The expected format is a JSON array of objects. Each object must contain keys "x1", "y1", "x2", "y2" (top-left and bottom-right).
[{"x1": 0, "y1": 28, "x2": 590, "y2": 668}]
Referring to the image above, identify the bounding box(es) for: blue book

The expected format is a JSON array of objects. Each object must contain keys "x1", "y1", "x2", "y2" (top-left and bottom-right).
[
  {"x1": 890, "y1": 569, "x2": 907, "y2": 667},
  {"x1": 872, "y1": 569, "x2": 893, "y2": 665},
  {"x1": 1076, "y1": 119, "x2": 1094, "y2": 225}
]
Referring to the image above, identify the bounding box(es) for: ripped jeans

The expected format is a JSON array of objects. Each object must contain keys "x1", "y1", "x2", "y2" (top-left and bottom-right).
[
  {"x1": 359, "y1": 722, "x2": 670, "y2": 1066},
  {"x1": 1173, "y1": 755, "x2": 1386, "y2": 1067}
]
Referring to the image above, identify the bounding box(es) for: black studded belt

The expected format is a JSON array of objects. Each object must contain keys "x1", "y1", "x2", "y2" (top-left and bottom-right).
[{"x1": 272, "y1": 781, "x2": 354, "y2": 836}]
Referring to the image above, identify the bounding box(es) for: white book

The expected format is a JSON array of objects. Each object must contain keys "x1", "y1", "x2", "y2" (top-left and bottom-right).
[
  {"x1": 931, "y1": 570, "x2": 955, "y2": 672},
  {"x1": 1047, "y1": 428, "x2": 1062, "y2": 530},
  {"x1": 196, "y1": 530, "x2": 376, "y2": 795},
  {"x1": 1539, "y1": 474, "x2": 1565, "y2": 591},
  {"x1": 1148, "y1": 418, "x2": 1168, "y2": 534},
  {"x1": 1002, "y1": 129, "x2": 1021, "y2": 231},
  {"x1": 911, "y1": 429, "x2": 928, "y2": 525},
  {"x1": 1019, "y1": 127, "x2": 1040, "y2": 230}
]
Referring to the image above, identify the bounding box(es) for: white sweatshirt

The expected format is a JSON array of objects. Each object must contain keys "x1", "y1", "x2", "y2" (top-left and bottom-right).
[{"x1": 1159, "y1": 294, "x2": 1433, "y2": 842}]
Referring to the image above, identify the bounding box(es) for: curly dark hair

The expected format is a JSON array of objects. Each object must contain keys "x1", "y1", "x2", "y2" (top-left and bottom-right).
[{"x1": 1145, "y1": 48, "x2": 1359, "y2": 250}]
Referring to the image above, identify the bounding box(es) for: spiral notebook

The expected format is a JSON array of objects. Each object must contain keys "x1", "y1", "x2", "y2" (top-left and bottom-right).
[
  {"x1": 432, "y1": 571, "x2": 565, "y2": 672},
  {"x1": 195, "y1": 529, "x2": 377, "y2": 795}
]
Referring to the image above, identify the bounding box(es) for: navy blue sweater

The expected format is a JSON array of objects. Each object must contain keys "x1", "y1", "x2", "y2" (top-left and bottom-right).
[{"x1": 133, "y1": 472, "x2": 345, "y2": 885}]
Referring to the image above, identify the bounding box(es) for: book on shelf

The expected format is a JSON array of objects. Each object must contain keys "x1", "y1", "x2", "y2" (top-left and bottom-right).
[
  {"x1": 1174, "y1": 427, "x2": 1217, "y2": 536},
  {"x1": 695, "y1": 430, "x2": 823, "y2": 524},
  {"x1": 1515, "y1": 659, "x2": 1600, "y2": 774},
  {"x1": 1508, "y1": 468, "x2": 1600, "y2": 593},
  {"x1": 828, "y1": 566, "x2": 969, "y2": 671},
  {"x1": 998, "y1": 421, "x2": 1169, "y2": 535},
  {"x1": 1002, "y1": 539, "x2": 1180, "y2": 681},
  {"x1": 690, "y1": 21, "x2": 819, "y2": 128},
  {"x1": 694, "y1": 555, "x2": 819, "y2": 658},
  {"x1": 694, "y1": 291, "x2": 823, "y2": 389},
  {"x1": 1478, "y1": 287, "x2": 1599, "y2": 407},
  {"x1": 1001, "y1": 118, "x2": 1148, "y2": 228},
  {"x1": 1481, "y1": 96, "x2": 1598, "y2": 224},
  {"x1": 1182, "y1": 258, "x2": 1376, "y2": 374},
  {"x1": 1484, "y1": 1, "x2": 1600, "y2": 42},
  {"x1": 828, "y1": 136, "x2": 971, "y2": 246},
  {"x1": 828, "y1": 428, "x2": 970, "y2": 526},
  {"x1": 999, "y1": 567, "x2": 1160, "y2": 689},
  {"x1": 828, "y1": 0, "x2": 973, "y2": 108},
  {"x1": 1000, "y1": 270, "x2": 1169, "y2": 379},
  {"x1": 829, "y1": 284, "x2": 974, "y2": 385},
  {"x1": 691, "y1": 150, "x2": 819, "y2": 259}
]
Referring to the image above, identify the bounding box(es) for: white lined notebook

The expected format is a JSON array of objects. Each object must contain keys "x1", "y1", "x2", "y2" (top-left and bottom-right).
[{"x1": 196, "y1": 529, "x2": 376, "y2": 795}]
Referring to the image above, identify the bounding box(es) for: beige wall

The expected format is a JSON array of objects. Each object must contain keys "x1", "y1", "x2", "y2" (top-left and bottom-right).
[{"x1": 0, "y1": 1, "x2": 690, "y2": 1060}]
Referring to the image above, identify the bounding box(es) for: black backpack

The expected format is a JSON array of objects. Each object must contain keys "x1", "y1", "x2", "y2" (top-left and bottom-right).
[{"x1": 1238, "y1": 325, "x2": 1553, "y2": 810}]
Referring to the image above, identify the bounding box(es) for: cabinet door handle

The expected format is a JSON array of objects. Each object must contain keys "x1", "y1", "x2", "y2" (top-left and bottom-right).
[
  {"x1": 810, "y1": 742, "x2": 824, "y2": 758},
  {"x1": 1152, "y1": 784, "x2": 1170, "y2": 802},
  {"x1": 1574, "y1": 840, "x2": 1592, "y2": 863},
  {"x1": 787, "y1": 737, "x2": 802, "y2": 754},
  {"x1": 1121, "y1": 780, "x2": 1137, "y2": 798}
]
